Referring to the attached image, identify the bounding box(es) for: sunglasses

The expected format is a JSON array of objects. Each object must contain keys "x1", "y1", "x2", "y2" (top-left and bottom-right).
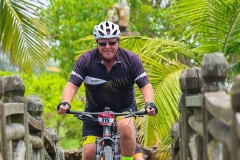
[{"x1": 98, "y1": 41, "x2": 117, "y2": 46}]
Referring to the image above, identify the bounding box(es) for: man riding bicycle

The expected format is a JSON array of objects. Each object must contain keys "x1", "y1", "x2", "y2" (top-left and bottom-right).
[{"x1": 57, "y1": 21, "x2": 158, "y2": 160}]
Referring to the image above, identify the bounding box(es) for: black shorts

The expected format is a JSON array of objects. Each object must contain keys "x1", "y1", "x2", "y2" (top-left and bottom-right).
[{"x1": 82, "y1": 103, "x2": 141, "y2": 153}]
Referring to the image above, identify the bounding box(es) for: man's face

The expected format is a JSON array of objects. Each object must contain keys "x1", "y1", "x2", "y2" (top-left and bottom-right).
[{"x1": 97, "y1": 38, "x2": 119, "y2": 61}]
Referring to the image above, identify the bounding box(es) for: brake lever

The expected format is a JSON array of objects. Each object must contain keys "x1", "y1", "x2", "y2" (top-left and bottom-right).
[
  {"x1": 76, "y1": 113, "x2": 98, "y2": 121},
  {"x1": 125, "y1": 109, "x2": 146, "y2": 118},
  {"x1": 74, "y1": 114, "x2": 85, "y2": 121},
  {"x1": 125, "y1": 110, "x2": 137, "y2": 118}
]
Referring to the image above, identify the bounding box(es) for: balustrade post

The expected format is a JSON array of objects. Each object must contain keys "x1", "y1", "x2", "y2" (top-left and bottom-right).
[
  {"x1": 1, "y1": 75, "x2": 30, "y2": 160},
  {"x1": 2, "y1": 75, "x2": 26, "y2": 104},
  {"x1": 27, "y1": 94, "x2": 44, "y2": 160},
  {"x1": 178, "y1": 67, "x2": 202, "y2": 159},
  {"x1": 46, "y1": 127, "x2": 65, "y2": 160},
  {"x1": 201, "y1": 53, "x2": 228, "y2": 160}
]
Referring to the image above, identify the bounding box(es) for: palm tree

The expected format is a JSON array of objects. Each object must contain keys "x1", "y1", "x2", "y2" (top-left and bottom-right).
[
  {"x1": 0, "y1": 0, "x2": 52, "y2": 75},
  {"x1": 170, "y1": 0, "x2": 240, "y2": 82}
]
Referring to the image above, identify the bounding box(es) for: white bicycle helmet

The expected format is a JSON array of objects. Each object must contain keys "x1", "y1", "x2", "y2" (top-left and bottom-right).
[{"x1": 93, "y1": 21, "x2": 120, "y2": 39}]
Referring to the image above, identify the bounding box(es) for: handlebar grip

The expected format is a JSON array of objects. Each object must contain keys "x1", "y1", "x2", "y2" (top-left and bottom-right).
[
  {"x1": 65, "y1": 110, "x2": 76, "y2": 114},
  {"x1": 65, "y1": 109, "x2": 71, "y2": 114}
]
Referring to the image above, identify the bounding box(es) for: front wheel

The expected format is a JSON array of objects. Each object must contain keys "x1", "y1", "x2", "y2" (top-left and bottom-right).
[{"x1": 103, "y1": 145, "x2": 113, "y2": 160}]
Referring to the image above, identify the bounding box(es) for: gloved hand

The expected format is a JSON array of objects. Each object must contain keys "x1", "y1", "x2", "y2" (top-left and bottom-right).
[
  {"x1": 145, "y1": 102, "x2": 158, "y2": 115},
  {"x1": 57, "y1": 102, "x2": 71, "y2": 114}
]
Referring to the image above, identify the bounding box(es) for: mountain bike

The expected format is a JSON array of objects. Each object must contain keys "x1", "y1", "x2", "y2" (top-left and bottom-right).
[{"x1": 65, "y1": 107, "x2": 147, "y2": 160}]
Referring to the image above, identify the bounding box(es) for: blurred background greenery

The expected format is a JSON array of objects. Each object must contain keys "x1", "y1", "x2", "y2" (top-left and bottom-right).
[{"x1": 1, "y1": 0, "x2": 240, "y2": 159}]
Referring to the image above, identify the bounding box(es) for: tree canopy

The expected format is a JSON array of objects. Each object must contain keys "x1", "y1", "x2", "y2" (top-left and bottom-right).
[{"x1": 43, "y1": 0, "x2": 174, "y2": 77}]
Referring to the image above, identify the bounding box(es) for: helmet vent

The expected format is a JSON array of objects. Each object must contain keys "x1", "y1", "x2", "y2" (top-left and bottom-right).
[
  {"x1": 93, "y1": 21, "x2": 120, "y2": 39},
  {"x1": 106, "y1": 21, "x2": 109, "y2": 27},
  {"x1": 106, "y1": 29, "x2": 110, "y2": 35},
  {"x1": 99, "y1": 31, "x2": 104, "y2": 36},
  {"x1": 113, "y1": 30, "x2": 117, "y2": 36}
]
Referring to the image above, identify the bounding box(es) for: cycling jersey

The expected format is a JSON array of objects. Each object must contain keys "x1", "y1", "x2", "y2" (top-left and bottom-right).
[{"x1": 69, "y1": 47, "x2": 149, "y2": 112}]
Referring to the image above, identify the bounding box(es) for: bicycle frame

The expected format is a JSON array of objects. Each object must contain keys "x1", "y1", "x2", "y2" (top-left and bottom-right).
[
  {"x1": 96, "y1": 108, "x2": 120, "y2": 160},
  {"x1": 66, "y1": 107, "x2": 147, "y2": 160}
]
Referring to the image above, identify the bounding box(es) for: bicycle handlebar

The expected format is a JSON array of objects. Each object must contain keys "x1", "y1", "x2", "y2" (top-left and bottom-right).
[{"x1": 65, "y1": 109, "x2": 147, "y2": 118}]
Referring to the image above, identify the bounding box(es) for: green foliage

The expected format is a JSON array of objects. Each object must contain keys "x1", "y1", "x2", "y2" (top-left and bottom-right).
[
  {"x1": 43, "y1": 0, "x2": 116, "y2": 77},
  {"x1": 170, "y1": 0, "x2": 240, "y2": 76},
  {"x1": 42, "y1": 0, "x2": 178, "y2": 78},
  {"x1": 128, "y1": 0, "x2": 174, "y2": 38},
  {"x1": 0, "y1": 0, "x2": 52, "y2": 75}
]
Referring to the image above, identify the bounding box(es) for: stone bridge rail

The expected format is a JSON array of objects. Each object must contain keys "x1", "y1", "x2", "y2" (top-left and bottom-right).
[
  {"x1": 170, "y1": 52, "x2": 240, "y2": 160},
  {"x1": 0, "y1": 75, "x2": 65, "y2": 160}
]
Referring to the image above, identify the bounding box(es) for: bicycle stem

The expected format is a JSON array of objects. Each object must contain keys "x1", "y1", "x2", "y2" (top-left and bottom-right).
[{"x1": 103, "y1": 125, "x2": 111, "y2": 137}]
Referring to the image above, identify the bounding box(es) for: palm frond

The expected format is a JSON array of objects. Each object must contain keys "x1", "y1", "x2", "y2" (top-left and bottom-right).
[
  {"x1": 0, "y1": 0, "x2": 52, "y2": 75},
  {"x1": 120, "y1": 36, "x2": 149, "y2": 53},
  {"x1": 135, "y1": 55, "x2": 185, "y2": 147},
  {"x1": 171, "y1": 0, "x2": 240, "y2": 59},
  {"x1": 120, "y1": 36, "x2": 200, "y2": 66}
]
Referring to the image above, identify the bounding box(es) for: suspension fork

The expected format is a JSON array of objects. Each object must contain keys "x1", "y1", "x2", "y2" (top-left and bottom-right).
[
  {"x1": 96, "y1": 137, "x2": 101, "y2": 160},
  {"x1": 113, "y1": 134, "x2": 119, "y2": 156}
]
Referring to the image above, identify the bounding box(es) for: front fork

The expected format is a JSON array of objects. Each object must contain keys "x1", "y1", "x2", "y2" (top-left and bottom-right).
[
  {"x1": 112, "y1": 123, "x2": 120, "y2": 160},
  {"x1": 96, "y1": 125, "x2": 112, "y2": 160},
  {"x1": 113, "y1": 134, "x2": 120, "y2": 160},
  {"x1": 96, "y1": 124, "x2": 121, "y2": 160},
  {"x1": 95, "y1": 137, "x2": 101, "y2": 160}
]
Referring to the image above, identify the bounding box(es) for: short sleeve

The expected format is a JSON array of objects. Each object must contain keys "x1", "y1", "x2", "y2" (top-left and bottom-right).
[
  {"x1": 130, "y1": 54, "x2": 150, "y2": 88},
  {"x1": 69, "y1": 56, "x2": 86, "y2": 87}
]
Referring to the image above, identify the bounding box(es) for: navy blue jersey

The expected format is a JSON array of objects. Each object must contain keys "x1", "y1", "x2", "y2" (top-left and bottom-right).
[{"x1": 69, "y1": 47, "x2": 149, "y2": 112}]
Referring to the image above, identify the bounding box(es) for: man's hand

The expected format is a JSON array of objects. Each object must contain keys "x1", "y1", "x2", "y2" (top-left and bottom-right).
[
  {"x1": 57, "y1": 102, "x2": 71, "y2": 114},
  {"x1": 145, "y1": 102, "x2": 158, "y2": 116}
]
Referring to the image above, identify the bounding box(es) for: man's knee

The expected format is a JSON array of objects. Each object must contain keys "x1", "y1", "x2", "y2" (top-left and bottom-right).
[
  {"x1": 82, "y1": 143, "x2": 96, "y2": 160},
  {"x1": 117, "y1": 118, "x2": 136, "y2": 134}
]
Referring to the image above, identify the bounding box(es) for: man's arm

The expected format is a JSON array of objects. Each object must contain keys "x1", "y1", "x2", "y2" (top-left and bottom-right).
[
  {"x1": 140, "y1": 83, "x2": 157, "y2": 116},
  {"x1": 140, "y1": 83, "x2": 154, "y2": 103},
  {"x1": 57, "y1": 82, "x2": 79, "y2": 114}
]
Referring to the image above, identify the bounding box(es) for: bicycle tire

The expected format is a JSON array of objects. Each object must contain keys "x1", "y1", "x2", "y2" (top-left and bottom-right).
[{"x1": 103, "y1": 146, "x2": 113, "y2": 160}]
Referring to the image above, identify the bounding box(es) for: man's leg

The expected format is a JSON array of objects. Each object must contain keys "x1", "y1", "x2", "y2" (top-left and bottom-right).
[
  {"x1": 81, "y1": 135, "x2": 98, "y2": 160},
  {"x1": 82, "y1": 143, "x2": 96, "y2": 160},
  {"x1": 117, "y1": 117, "x2": 136, "y2": 159},
  {"x1": 82, "y1": 118, "x2": 102, "y2": 160}
]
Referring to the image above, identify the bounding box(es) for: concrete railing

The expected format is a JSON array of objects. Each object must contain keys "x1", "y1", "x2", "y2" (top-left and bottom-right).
[
  {"x1": 170, "y1": 53, "x2": 240, "y2": 160},
  {"x1": 0, "y1": 76, "x2": 64, "y2": 160}
]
